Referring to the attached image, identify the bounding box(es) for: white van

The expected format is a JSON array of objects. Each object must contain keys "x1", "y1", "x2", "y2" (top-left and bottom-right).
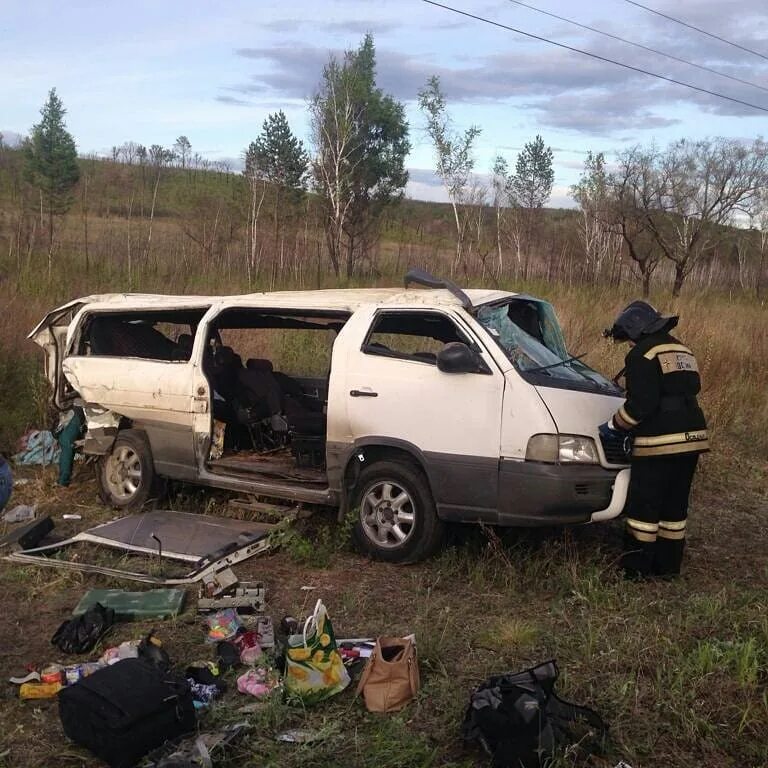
[{"x1": 31, "y1": 270, "x2": 630, "y2": 562}]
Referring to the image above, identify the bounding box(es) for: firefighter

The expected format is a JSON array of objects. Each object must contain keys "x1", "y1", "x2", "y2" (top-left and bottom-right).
[{"x1": 600, "y1": 301, "x2": 708, "y2": 579}]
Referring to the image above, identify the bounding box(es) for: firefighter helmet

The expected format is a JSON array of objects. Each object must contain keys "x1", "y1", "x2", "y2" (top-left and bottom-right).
[{"x1": 605, "y1": 300, "x2": 678, "y2": 342}]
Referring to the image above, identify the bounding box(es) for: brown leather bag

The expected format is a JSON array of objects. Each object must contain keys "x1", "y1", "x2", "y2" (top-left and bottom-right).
[{"x1": 356, "y1": 636, "x2": 419, "y2": 713}]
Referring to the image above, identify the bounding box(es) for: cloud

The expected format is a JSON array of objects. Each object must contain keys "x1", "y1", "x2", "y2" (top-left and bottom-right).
[
  {"x1": 259, "y1": 18, "x2": 400, "y2": 35},
  {"x1": 227, "y1": 42, "x2": 683, "y2": 133},
  {"x1": 221, "y1": 0, "x2": 768, "y2": 133},
  {"x1": 215, "y1": 94, "x2": 252, "y2": 106}
]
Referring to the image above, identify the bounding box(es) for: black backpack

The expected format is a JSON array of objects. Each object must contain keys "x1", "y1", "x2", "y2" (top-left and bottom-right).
[
  {"x1": 59, "y1": 658, "x2": 196, "y2": 768},
  {"x1": 462, "y1": 660, "x2": 607, "y2": 768}
]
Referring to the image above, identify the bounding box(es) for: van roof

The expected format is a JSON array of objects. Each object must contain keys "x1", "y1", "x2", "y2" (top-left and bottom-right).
[{"x1": 58, "y1": 287, "x2": 519, "y2": 313}]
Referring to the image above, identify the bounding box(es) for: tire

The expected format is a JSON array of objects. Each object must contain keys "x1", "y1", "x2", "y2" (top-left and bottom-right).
[
  {"x1": 97, "y1": 430, "x2": 160, "y2": 512},
  {"x1": 351, "y1": 460, "x2": 445, "y2": 564}
]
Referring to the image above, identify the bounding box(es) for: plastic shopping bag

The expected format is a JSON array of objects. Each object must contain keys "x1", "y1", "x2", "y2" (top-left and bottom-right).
[{"x1": 284, "y1": 599, "x2": 350, "y2": 705}]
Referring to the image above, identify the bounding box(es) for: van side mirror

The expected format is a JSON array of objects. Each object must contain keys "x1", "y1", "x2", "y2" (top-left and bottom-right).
[{"x1": 437, "y1": 342, "x2": 486, "y2": 374}]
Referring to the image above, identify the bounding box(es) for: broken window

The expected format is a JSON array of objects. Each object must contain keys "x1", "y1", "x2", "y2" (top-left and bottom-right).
[
  {"x1": 76, "y1": 309, "x2": 210, "y2": 361},
  {"x1": 363, "y1": 311, "x2": 471, "y2": 364}
]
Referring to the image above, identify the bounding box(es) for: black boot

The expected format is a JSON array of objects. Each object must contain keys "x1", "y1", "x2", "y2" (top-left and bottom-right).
[
  {"x1": 621, "y1": 534, "x2": 657, "y2": 581},
  {"x1": 654, "y1": 538, "x2": 685, "y2": 578}
]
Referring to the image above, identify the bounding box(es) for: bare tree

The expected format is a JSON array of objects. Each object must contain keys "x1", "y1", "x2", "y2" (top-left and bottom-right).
[
  {"x1": 418, "y1": 76, "x2": 481, "y2": 276},
  {"x1": 143, "y1": 145, "x2": 175, "y2": 274},
  {"x1": 644, "y1": 138, "x2": 768, "y2": 296},
  {"x1": 751, "y1": 188, "x2": 768, "y2": 299},
  {"x1": 609, "y1": 148, "x2": 663, "y2": 297}
]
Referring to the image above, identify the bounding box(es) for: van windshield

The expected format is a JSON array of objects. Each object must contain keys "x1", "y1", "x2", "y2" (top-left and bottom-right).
[{"x1": 476, "y1": 299, "x2": 619, "y2": 393}]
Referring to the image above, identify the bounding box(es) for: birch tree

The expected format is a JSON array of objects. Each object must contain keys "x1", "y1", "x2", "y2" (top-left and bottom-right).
[
  {"x1": 311, "y1": 35, "x2": 409, "y2": 277},
  {"x1": 418, "y1": 76, "x2": 481, "y2": 275}
]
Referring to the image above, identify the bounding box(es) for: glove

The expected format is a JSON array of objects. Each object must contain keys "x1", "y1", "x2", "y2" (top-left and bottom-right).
[{"x1": 598, "y1": 418, "x2": 621, "y2": 440}]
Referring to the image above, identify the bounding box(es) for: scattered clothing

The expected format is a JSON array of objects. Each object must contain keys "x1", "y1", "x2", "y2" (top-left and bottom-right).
[{"x1": 13, "y1": 430, "x2": 60, "y2": 466}]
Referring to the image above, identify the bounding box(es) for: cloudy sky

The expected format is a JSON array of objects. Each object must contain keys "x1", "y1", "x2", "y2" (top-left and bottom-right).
[{"x1": 2, "y1": 0, "x2": 767, "y2": 206}]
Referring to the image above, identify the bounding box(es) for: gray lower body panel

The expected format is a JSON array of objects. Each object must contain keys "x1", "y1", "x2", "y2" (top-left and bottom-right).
[{"x1": 493, "y1": 460, "x2": 618, "y2": 526}]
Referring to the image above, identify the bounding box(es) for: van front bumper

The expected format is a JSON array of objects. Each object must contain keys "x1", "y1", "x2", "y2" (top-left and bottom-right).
[{"x1": 496, "y1": 461, "x2": 630, "y2": 526}]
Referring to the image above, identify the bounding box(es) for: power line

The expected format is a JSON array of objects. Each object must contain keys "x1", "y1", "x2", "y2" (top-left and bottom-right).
[
  {"x1": 420, "y1": 0, "x2": 768, "y2": 114},
  {"x1": 623, "y1": 0, "x2": 768, "y2": 63},
  {"x1": 506, "y1": 0, "x2": 768, "y2": 95}
]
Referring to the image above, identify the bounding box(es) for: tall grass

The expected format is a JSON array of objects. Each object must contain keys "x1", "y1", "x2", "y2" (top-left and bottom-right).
[{"x1": 1, "y1": 220, "x2": 766, "y2": 472}]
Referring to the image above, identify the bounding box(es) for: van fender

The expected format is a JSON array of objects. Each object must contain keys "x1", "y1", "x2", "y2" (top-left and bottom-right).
[
  {"x1": 82, "y1": 406, "x2": 122, "y2": 455},
  {"x1": 329, "y1": 437, "x2": 435, "y2": 522}
]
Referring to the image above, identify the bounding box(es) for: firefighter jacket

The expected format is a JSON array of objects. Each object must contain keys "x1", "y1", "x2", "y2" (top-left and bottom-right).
[{"x1": 613, "y1": 332, "x2": 708, "y2": 457}]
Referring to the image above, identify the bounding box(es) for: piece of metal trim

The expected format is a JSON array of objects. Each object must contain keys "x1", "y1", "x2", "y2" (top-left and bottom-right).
[{"x1": 6, "y1": 536, "x2": 271, "y2": 585}]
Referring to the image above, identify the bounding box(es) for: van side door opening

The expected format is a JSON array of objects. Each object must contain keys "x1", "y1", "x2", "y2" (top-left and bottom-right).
[{"x1": 201, "y1": 308, "x2": 349, "y2": 487}]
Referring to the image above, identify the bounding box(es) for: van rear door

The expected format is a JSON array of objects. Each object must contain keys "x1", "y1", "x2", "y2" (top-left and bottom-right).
[{"x1": 29, "y1": 298, "x2": 91, "y2": 409}]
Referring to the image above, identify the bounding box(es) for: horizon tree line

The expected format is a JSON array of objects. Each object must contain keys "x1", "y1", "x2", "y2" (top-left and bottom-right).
[{"x1": 5, "y1": 35, "x2": 768, "y2": 297}]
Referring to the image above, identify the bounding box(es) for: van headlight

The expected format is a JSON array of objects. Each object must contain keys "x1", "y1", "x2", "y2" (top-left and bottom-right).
[{"x1": 526, "y1": 434, "x2": 599, "y2": 464}]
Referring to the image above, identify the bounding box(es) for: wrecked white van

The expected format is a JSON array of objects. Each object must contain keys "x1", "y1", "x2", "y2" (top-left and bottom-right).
[{"x1": 31, "y1": 269, "x2": 630, "y2": 562}]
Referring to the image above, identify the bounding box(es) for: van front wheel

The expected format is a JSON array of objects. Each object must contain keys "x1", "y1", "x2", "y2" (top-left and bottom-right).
[
  {"x1": 97, "y1": 430, "x2": 159, "y2": 512},
  {"x1": 351, "y1": 460, "x2": 444, "y2": 563}
]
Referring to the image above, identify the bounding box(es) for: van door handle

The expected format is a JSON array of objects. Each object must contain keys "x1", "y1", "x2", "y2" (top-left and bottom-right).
[{"x1": 350, "y1": 389, "x2": 378, "y2": 398}]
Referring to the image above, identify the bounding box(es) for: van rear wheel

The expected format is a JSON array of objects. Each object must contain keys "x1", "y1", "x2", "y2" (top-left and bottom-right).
[
  {"x1": 351, "y1": 460, "x2": 444, "y2": 563},
  {"x1": 97, "y1": 430, "x2": 159, "y2": 512}
]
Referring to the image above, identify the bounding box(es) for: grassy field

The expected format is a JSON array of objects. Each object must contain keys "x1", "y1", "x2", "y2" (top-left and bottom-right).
[
  {"x1": 0, "y1": 157, "x2": 766, "y2": 766},
  {"x1": 0, "y1": 460, "x2": 765, "y2": 768}
]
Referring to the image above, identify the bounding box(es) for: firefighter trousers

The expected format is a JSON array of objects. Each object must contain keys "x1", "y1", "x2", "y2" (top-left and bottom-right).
[{"x1": 622, "y1": 453, "x2": 699, "y2": 577}]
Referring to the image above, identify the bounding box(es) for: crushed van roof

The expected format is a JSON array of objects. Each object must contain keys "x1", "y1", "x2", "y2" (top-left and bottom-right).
[{"x1": 44, "y1": 287, "x2": 519, "y2": 314}]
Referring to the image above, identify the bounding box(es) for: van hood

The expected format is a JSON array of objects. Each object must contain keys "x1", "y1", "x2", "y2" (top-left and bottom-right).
[{"x1": 535, "y1": 385, "x2": 624, "y2": 440}]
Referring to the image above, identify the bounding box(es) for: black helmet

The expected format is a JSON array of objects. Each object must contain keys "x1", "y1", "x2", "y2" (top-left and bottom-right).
[{"x1": 604, "y1": 301, "x2": 678, "y2": 342}]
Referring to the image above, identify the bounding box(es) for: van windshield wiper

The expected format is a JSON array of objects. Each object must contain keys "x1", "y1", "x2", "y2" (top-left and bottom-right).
[{"x1": 525, "y1": 353, "x2": 587, "y2": 374}]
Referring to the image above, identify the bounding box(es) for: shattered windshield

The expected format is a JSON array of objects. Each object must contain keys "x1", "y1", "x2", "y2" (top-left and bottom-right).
[{"x1": 476, "y1": 299, "x2": 617, "y2": 392}]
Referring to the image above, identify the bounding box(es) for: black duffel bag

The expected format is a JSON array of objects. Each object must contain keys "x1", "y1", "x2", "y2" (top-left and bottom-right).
[
  {"x1": 462, "y1": 660, "x2": 607, "y2": 768},
  {"x1": 59, "y1": 658, "x2": 196, "y2": 768}
]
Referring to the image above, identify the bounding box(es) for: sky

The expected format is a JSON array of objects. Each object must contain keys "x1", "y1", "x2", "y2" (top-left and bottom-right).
[{"x1": 2, "y1": 0, "x2": 767, "y2": 207}]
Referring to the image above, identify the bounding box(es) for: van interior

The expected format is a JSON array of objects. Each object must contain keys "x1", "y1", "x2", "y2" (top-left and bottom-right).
[{"x1": 201, "y1": 308, "x2": 350, "y2": 486}]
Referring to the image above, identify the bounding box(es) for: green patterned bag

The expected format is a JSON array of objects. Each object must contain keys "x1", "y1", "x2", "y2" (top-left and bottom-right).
[{"x1": 284, "y1": 599, "x2": 350, "y2": 705}]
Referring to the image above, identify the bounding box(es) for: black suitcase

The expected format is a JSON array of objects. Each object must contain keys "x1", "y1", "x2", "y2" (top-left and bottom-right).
[{"x1": 59, "y1": 658, "x2": 196, "y2": 768}]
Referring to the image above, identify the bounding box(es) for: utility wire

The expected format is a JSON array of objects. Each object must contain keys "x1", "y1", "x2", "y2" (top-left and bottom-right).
[
  {"x1": 623, "y1": 0, "x2": 768, "y2": 63},
  {"x1": 420, "y1": 0, "x2": 768, "y2": 114},
  {"x1": 506, "y1": 0, "x2": 768, "y2": 95}
]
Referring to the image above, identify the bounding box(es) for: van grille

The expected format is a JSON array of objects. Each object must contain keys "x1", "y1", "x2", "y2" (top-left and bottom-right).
[{"x1": 600, "y1": 434, "x2": 631, "y2": 465}]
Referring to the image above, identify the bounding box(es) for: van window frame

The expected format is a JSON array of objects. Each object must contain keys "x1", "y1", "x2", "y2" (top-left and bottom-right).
[
  {"x1": 68, "y1": 306, "x2": 212, "y2": 364},
  {"x1": 360, "y1": 308, "x2": 483, "y2": 367}
]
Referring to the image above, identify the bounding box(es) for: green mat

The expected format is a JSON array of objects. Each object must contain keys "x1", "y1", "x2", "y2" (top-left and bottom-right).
[{"x1": 72, "y1": 588, "x2": 187, "y2": 621}]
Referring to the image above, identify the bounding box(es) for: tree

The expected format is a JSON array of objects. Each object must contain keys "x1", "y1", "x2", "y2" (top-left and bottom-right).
[
  {"x1": 508, "y1": 135, "x2": 554, "y2": 279},
  {"x1": 143, "y1": 145, "x2": 175, "y2": 270},
  {"x1": 571, "y1": 152, "x2": 623, "y2": 284},
  {"x1": 311, "y1": 34, "x2": 410, "y2": 277},
  {"x1": 750, "y1": 188, "x2": 768, "y2": 299},
  {"x1": 609, "y1": 147, "x2": 663, "y2": 297},
  {"x1": 23, "y1": 88, "x2": 80, "y2": 251},
  {"x1": 244, "y1": 111, "x2": 308, "y2": 256},
  {"x1": 418, "y1": 76, "x2": 481, "y2": 275},
  {"x1": 245, "y1": 111, "x2": 308, "y2": 190},
  {"x1": 643, "y1": 138, "x2": 768, "y2": 296},
  {"x1": 174, "y1": 136, "x2": 192, "y2": 169}
]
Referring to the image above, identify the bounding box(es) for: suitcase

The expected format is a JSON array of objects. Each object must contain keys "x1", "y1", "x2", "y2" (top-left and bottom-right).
[{"x1": 58, "y1": 658, "x2": 196, "y2": 768}]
